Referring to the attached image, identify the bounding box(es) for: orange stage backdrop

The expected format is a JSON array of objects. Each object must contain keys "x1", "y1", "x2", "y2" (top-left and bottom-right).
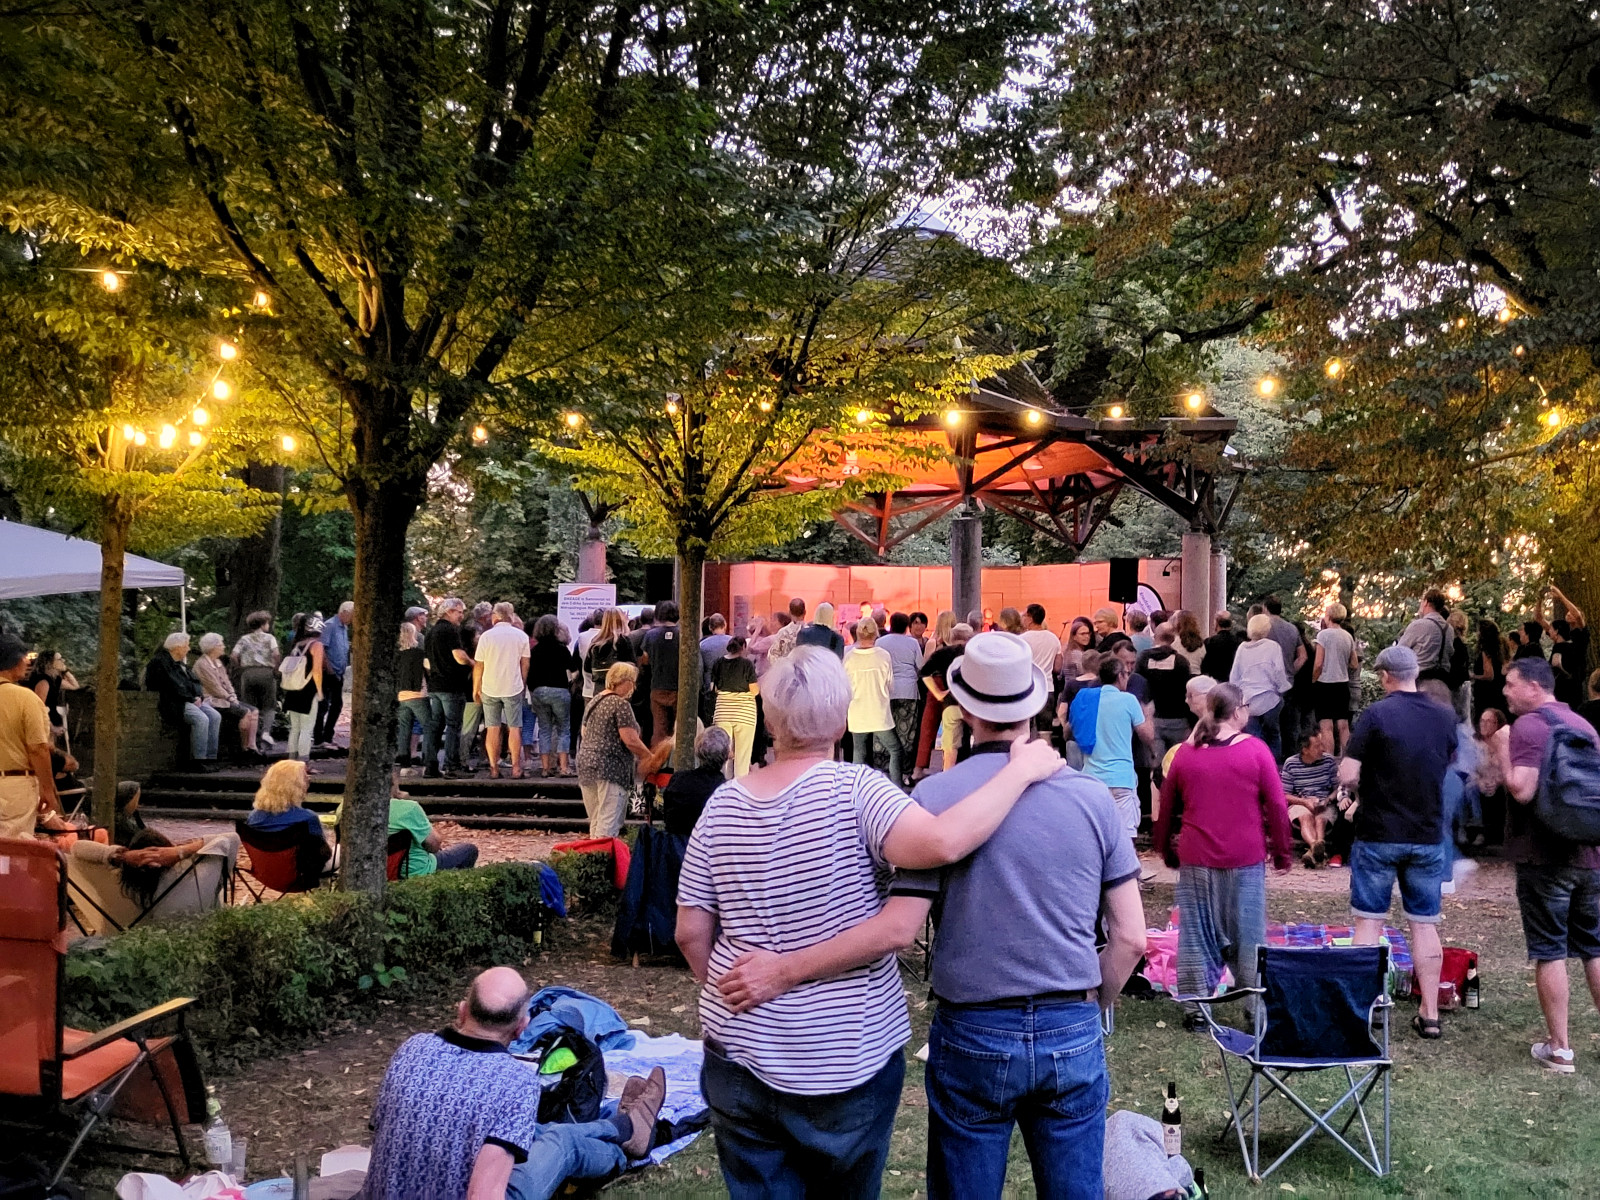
[{"x1": 704, "y1": 559, "x2": 1184, "y2": 640}]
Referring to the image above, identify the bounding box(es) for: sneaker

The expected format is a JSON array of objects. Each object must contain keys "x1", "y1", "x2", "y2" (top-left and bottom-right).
[
  {"x1": 1532, "y1": 1043, "x2": 1576, "y2": 1074},
  {"x1": 619, "y1": 1067, "x2": 666, "y2": 1157}
]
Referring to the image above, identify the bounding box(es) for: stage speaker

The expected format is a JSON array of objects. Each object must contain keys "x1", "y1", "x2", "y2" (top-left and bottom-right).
[{"x1": 1108, "y1": 557, "x2": 1140, "y2": 603}]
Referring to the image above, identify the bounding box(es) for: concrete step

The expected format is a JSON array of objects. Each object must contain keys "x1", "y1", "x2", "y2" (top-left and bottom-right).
[
  {"x1": 140, "y1": 789, "x2": 591, "y2": 817},
  {"x1": 146, "y1": 769, "x2": 583, "y2": 799},
  {"x1": 141, "y1": 807, "x2": 612, "y2": 833}
]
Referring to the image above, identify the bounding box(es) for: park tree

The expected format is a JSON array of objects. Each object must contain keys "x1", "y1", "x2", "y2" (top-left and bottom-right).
[
  {"x1": 1, "y1": 0, "x2": 1066, "y2": 892},
  {"x1": 1048, "y1": 0, "x2": 1600, "y2": 623},
  {"x1": 0, "y1": 237, "x2": 281, "y2": 825}
]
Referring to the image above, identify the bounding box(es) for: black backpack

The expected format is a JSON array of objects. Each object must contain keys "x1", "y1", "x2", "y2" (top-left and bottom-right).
[
  {"x1": 1534, "y1": 709, "x2": 1600, "y2": 845},
  {"x1": 585, "y1": 638, "x2": 623, "y2": 692},
  {"x1": 526, "y1": 1029, "x2": 606, "y2": 1124}
]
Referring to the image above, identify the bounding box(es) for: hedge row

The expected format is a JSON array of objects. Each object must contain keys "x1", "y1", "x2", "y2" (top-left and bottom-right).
[{"x1": 64, "y1": 863, "x2": 551, "y2": 1061}]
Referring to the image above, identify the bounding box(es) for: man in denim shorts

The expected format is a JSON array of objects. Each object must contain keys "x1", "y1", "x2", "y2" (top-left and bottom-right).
[
  {"x1": 1338, "y1": 644, "x2": 1458, "y2": 1038},
  {"x1": 1501, "y1": 657, "x2": 1600, "y2": 1073}
]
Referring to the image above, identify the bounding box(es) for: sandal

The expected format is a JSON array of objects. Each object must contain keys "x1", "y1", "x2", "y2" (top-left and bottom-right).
[{"x1": 1412, "y1": 1014, "x2": 1442, "y2": 1040}]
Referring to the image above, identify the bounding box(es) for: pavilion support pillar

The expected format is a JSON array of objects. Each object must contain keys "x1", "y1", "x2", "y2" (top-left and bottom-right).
[
  {"x1": 952, "y1": 508, "x2": 983, "y2": 624},
  {"x1": 1210, "y1": 550, "x2": 1228, "y2": 629},
  {"x1": 1181, "y1": 529, "x2": 1212, "y2": 634}
]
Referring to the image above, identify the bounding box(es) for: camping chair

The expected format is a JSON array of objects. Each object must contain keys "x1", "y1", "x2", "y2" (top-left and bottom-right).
[
  {"x1": 65, "y1": 838, "x2": 237, "y2": 937},
  {"x1": 0, "y1": 837, "x2": 200, "y2": 1187},
  {"x1": 1188, "y1": 944, "x2": 1393, "y2": 1183},
  {"x1": 235, "y1": 820, "x2": 332, "y2": 902},
  {"x1": 386, "y1": 828, "x2": 413, "y2": 882}
]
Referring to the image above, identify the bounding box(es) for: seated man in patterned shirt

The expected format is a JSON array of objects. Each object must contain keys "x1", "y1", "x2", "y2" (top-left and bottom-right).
[
  {"x1": 365, "y1": 967, "x2": 665, "y2": 1200},
  {"x1": 1280, "y1": 727, "x2": 1341, "y2": 867}
]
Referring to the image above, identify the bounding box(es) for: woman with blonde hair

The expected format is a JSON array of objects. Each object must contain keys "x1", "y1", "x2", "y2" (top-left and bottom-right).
[
  {"x1": 576, "y1": 662, "x2": 653, "y2": 836},
  {"x1": 1229, "y1": 614, "x2": 1292, "y2": 759},
  {"x1": 246, "y1": 758, "x2": 332, "y2": 881}
]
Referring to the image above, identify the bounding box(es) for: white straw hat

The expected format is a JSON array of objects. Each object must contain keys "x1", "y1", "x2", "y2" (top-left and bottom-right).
[{"x1": 947, "y1": 631, "x2": 1048, "y2": 724}]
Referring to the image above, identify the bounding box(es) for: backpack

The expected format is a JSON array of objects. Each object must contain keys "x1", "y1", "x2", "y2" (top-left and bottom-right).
[
  {"x1": 1067, "y1": 685, "x2": 1103, "y2": 756},
  {"x1": 585, "y1": 637, "x2": 622, "y2": 691},
  {"x1": 279, "y1": 647, "x2": 311, "y2": 691},
  {"x1": 1533, "y1": 708, "x2": 1600, "y2": 845},
  {"x1": 525, "y1": 1028, "x2": 606, "y2": 1124}
]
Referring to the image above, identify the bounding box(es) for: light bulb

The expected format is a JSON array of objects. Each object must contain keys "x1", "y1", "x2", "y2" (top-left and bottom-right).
[
  {"x1": 212, "y1": 380, "x2": 231, "y2": 400},
  {"x1": 252, "y1": 290, "x2": 271, "y2": 308},
  {"x1": 1545, "y1": 410, "x2": 1562, "y2": 428},
  {"x1": 1109, "y1": 404, "x2": 1125, "y2": 419},
  {"x1": 563, "y1": 412, "x2": 583, "y2": 428},
  {"x1": 1257, "y1": 377, "x2": 1277, "y2": 397},
  {"x1": 943, "y1": 409, "x2": 961, "y2": 427},
  {"x1": 471, "y1": 425, "x2": 489, "y2": 443},
  {"x1": 122, "y1": 424, "x2": 136, "y2": 441},
  {"x1": 159, "y1": 424, "x2": 177, "y2": 449},
  {"x1": 1456, "y1": 317, "x2": 1468, "y2": 328},
  {"x1": 218, "y1": 341, "x2": 239, "y2": 361},
  {"x1": 1513, "y1": 345, "x2": 1526, "y2": 357},
  {"x1": 281, "y1": 434, "x2": 297, "y2": 452},
  {"x1": 1185, "y1": 392, "x2": 1204, "y2": 410},
  {"x1": 132, "y1": 429, "x2": 147, "y2": 446},
  {"x1": 665, "y1": 401, "x2": 679, "y2": 416},
  {"x1": 855, "y1": 409, "x2": 872, "y2": 424},
  {"x1": 1498, "y1": 307, "x2": 1513, "y2": 323},
  {"x1": 1025, "y1": 409, "x2": 1042, "y2": 425},
  {"x1": 192, "y1": 407, "x2": 209, "y2": 426},
  {"x1": 101, "y1": 271, "x2": 121, "y2": 292},
  {"x1": 1325, "y1": 358, "x2": 1343, "y2": 378},
  {"x1": 188, "y1": 431, "x2": 203, "y2": 447},
  {"x1": 758, "y1": 400, "x2": 773, "y2": 412}
]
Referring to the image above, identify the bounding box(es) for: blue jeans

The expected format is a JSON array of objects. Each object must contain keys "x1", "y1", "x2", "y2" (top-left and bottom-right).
[
  {"x1": 701, "y1": 1041, "x2": 904, "y2": 1200},
  {"x1": 504, "y1": 1120, "x2": 628, "y2": 1200},
  {"x1": 1244, "y1": 698, "x2": 1283, "y2": 761},
  {"x1": 926, "y1": 999, "x2": 1107, "y2": 1199},
  {"x1": 1350, "y1": 839, "x2": 1447, "y2": 922},
  {"x1": 851, "y1": 729, "x2": 902, "y2": 786},
  {"x1": 395, "y1": 696, "x2": 440, "y2": 769},
  {"x1": 434, "y1": 842, "x2": 478, "y2": 871},
  {"x1": 184, "y1": 702, "x2": 222, "y2": 760},
  {"x1": 430, "y1": 691, "x2": 466, "y2": 771},
  {"x1": 529, "y1": 687, "x2": 571, "y2": 756}
]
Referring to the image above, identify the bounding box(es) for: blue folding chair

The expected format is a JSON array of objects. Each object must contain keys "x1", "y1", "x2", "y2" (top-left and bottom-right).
[{"x1": 1188, "y1": 944, "x2": 1393, "y2": 1183}]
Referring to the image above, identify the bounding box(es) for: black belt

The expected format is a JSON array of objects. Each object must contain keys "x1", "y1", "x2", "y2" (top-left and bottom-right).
[
  {"x1": 935, "y1": 989, "x2": 1094, "y2": 1009},
  {"x1": 0, "y1": 769, "x2": 34, "y2": 778}
]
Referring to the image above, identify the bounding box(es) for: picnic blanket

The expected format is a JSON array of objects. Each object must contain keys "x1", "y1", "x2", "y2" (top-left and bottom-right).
[{"x1": 601, "y1": 1032, "x2": 709, "y2": 1168}]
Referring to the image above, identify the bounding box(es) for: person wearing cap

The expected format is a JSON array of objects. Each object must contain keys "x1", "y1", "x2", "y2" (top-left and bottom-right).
[
  {"x1": 1338, "y1": 642, "x2": 1458, "y2": 1039},
  {"x1": 0, "y1": 634, "x2": 64, "y2": 838}
]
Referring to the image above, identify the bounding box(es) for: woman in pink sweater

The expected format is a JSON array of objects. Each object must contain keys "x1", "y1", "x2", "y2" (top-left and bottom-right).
[{"x1": 1154, "y1": 683, "x2": 1294, "y2": 1028}]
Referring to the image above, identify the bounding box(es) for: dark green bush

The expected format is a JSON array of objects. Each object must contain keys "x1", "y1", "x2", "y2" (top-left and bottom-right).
[
  {"x1": 64, "y1": 863, "x2": 551, "y2": 1061},
  {"x1": 548, "y1": 849, "x2": 619, "y2": 915}
]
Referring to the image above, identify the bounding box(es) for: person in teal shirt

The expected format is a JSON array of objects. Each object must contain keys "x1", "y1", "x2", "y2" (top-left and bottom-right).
[
  {"x1": 388, "y1": 795, "x2": 478, "y2": 875},
  {"x1": 1084, "y1": 657, "x2": 1156, "y2": 843}
]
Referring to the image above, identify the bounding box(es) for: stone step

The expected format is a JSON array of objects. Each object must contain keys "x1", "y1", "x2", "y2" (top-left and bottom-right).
[
  {"x1": 141, "y1": 807, "x2": 611, "y2": 833},
  {"x1": 140, "y1": 789, "x2": 591, "y2": 817}
]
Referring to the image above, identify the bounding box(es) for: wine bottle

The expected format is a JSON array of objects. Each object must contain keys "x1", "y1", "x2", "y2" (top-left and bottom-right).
[
  {"x1": 1193, "y1": 1167, "x2": 1208, "y2": 1198},
  {"x1": 1162, "y1": 1080, "x2": 1182, "y2": 1156},
  {"x1": 1465, "y1": 962, "x2": 1480, "y2": 1009}
]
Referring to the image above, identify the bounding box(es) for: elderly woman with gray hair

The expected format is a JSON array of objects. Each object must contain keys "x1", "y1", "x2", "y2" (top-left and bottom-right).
[
  {"x1": 193, "y1": 631, "x2": 261, "y2": 758},
  {"x1": 676, "y1": 645, "x2": 1063, "y2": 1198},
  {"x1": 662, "y1": 726, "x2": 733, "y2": 836},
  {"x1": 143, "y1": 631, "x2": 222, "y2": 769}
]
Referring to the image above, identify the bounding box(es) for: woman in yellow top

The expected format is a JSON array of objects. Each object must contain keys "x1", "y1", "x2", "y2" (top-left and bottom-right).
[{"x1": 844, "y1": 618, "x2": 901, "y2": 784}]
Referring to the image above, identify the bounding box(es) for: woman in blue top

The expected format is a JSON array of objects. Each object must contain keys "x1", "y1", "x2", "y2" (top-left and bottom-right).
[{"x1": 247, "y1": 759, "x2": 331, "y2": 879}]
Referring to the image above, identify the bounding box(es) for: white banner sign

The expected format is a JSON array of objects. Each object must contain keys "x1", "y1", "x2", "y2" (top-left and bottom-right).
[{"x1": 557, "y1": 582, "x2": 617, "y2": 631}]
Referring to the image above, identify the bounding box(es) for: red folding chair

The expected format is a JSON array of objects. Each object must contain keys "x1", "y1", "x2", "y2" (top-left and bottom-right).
[
  {"x1": 235, "y1": 819, "x2": 331, "y2": 902},
  {"x1": 386, "y1": 828, "x2": 413, "y2": 882},
  {"x1": 0, "y1": 837, "x2": 200, "y2": 1186}
]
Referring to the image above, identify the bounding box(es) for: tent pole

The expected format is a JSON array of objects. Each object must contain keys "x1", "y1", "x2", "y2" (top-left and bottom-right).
[{"x1": 180, "y1": 582, "x2": 188, "y2": 633}]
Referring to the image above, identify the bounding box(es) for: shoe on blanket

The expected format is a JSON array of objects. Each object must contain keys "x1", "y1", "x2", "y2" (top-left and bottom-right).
[{"x1": 620, "y1": 1067, "x2": 667, "y2": 1157}]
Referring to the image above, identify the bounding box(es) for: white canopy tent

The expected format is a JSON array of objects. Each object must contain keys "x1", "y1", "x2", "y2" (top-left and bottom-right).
[{"x1": 0, "y1": 519, "x2": 188, "y2": 626}]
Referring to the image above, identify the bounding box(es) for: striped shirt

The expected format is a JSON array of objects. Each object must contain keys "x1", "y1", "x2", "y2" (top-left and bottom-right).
[
  {"x1": 677, "y1": 760, "x2": 913, "y2": 1094},
  {"x1": 1279, "y1": 752, "x2": 1338, "y2": 801}
]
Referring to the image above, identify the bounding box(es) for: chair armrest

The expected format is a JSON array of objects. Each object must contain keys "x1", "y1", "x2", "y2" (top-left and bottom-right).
[
  {"x1": 63, "y1": 997, "x2": 196, "y2": 1060},
  {"x1": 1179, "y1": 986, "x2": 1265, "y2": 1006}
]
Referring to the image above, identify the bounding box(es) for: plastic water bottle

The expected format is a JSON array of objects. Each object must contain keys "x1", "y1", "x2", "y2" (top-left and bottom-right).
[{"x1": 203, "y1": 1115, "x2": 232, "y2": 1168}]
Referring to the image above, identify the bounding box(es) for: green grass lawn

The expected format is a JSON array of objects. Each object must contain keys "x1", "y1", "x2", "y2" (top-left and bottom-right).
[{"x1": 614, "y1": 885, "x2": 1600, "y2": 1198}]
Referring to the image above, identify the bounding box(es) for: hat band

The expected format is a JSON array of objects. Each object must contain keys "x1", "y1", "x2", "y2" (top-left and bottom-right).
[{"x1": 949, "y1": 665, "x2": 1036, "y2": 705}]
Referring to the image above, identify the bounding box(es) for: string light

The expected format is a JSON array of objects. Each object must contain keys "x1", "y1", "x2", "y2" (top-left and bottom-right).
[
  {"x1": 1257, "y1": 377, "x2": 1278, "y2": 397},
  {"x1": 563, "y1": 412, "x2": 583, "y2": 428},
  {"x1": 100, "y1": 271, "x2": 121, "y2": 292},
  {"x1": 471, "y1": 424, "x2": 489, "y2": 443},
  {"x1": 192, "y1": 407, "x2": 209, "y2": 426},
  {"x1": 1513, "y1": 345, "x2": 1526, "y2": 357},
  {"x1": 281, "y1": 434, "x2": 297, "y2": 452},
  {"x1": 1325, "y1": 358, "x2": 1343, "y2": 378},
  {"x1": 1108, "y1": 404, "x2": 1125, "y2": 419},
  {"x1": 252, "y1": 291, "x2": 271, "y2": 308},
  {"x1": 758, "y1": 400, "x2": 773, "y2": 413},
  {"x1": 188, "y1": 431, "x2": 203, "y2": 447},
  {"x1": 132, "y1": 430, "x2": 147, "y2": 446},
  {"x1": 1185, "y1": 391, "x2": 1205, "y2": 411},
  {"x1": 1545, "y1": 409, "x2": 1562, "y2": 428},
  {"x1": 1498, "y1": 307, "x2": 1514, "y2": 323},
  {"x1": 122, "y1": 424, "x2": 136, "y2": 441},
  {"x1": 943, "y1": 409, "x2": 962, "y2": 427},
  {"x1": 212, "y1": 380, "x2": 231, "y2": 400},
  {"x1": 1456, "y1": 317, "x2": 1468, "y2": 328},
  {"x1": 1025, "y1": 409, "x2": 1042, "y2": 426},
  {"x1": 854, "y1": 409, "x2": 873, "y2": 424},
  {"x1": 665, "y1": 400, "x2": 680, "y2": 416},
  {"x1": 218, "y1": 341, "x2": 239, "y2": 361},
  {"x1": 158, "y1": 424, "x2": 177, "y2": 449}
]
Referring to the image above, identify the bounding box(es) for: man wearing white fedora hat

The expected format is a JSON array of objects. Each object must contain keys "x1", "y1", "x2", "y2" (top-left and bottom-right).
[{"x1": 889, "y1": 631, "x2": 1149, "y2": 1197}]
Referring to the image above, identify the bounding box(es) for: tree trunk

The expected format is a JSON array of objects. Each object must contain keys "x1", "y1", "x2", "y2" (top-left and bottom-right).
[
  {"x1": 338, "y1": 389, "x2": 426, "y2": 899},
  {"x1": 674, "y1": 544, "x2": 705, "y2": 771},
  {"x1": 225, "y1": 463, "x2": 285, "y2": 642},
  {"x1": 92, "y1": 499, "x2": 132, "y2": 829}
]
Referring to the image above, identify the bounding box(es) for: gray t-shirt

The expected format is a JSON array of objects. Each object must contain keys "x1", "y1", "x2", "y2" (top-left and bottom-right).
[
  {"x1": 1315, "y1": 625, "x2": 1355, "y2": 684},
  {"x1": 1267, "y1": 615, "x2": 1304, "y2": 676},
  {"x1": 876, "y1": 633, "x2": 923, "y2": 701},
  {"x1": 892, "y1": 744, "x2": 1141, "y2": 1003}
]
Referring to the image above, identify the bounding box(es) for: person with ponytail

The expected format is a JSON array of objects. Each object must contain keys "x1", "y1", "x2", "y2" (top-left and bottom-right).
[{"x1": 1153, "y1": 683, "x2": 1295, "y2": 1030}]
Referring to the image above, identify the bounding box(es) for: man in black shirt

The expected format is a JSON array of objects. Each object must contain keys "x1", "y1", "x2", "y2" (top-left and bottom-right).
[
  {"x1": 641, "y1": 601, "x2": 681, "y2": 743},
  {"x1": 425, "y1": 599, "x2": 473, "y2": 776},
  {"x1": 1201, "y1": 612, "x2": 1242, "y2": 681}
]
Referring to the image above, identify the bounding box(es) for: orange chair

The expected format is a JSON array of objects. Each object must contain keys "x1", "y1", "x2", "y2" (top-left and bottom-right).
[
  {"x1": 0, "y1": 837, "x2": 198, "y2": 1186},
  {"x1": 234, "y1": 819, "x2": 331, "y2": 901}
]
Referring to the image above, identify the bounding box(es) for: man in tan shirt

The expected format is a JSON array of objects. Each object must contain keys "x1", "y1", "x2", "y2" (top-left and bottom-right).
[{"x1": 0, "y1": 635, "x2": 61, "y2": 838}]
